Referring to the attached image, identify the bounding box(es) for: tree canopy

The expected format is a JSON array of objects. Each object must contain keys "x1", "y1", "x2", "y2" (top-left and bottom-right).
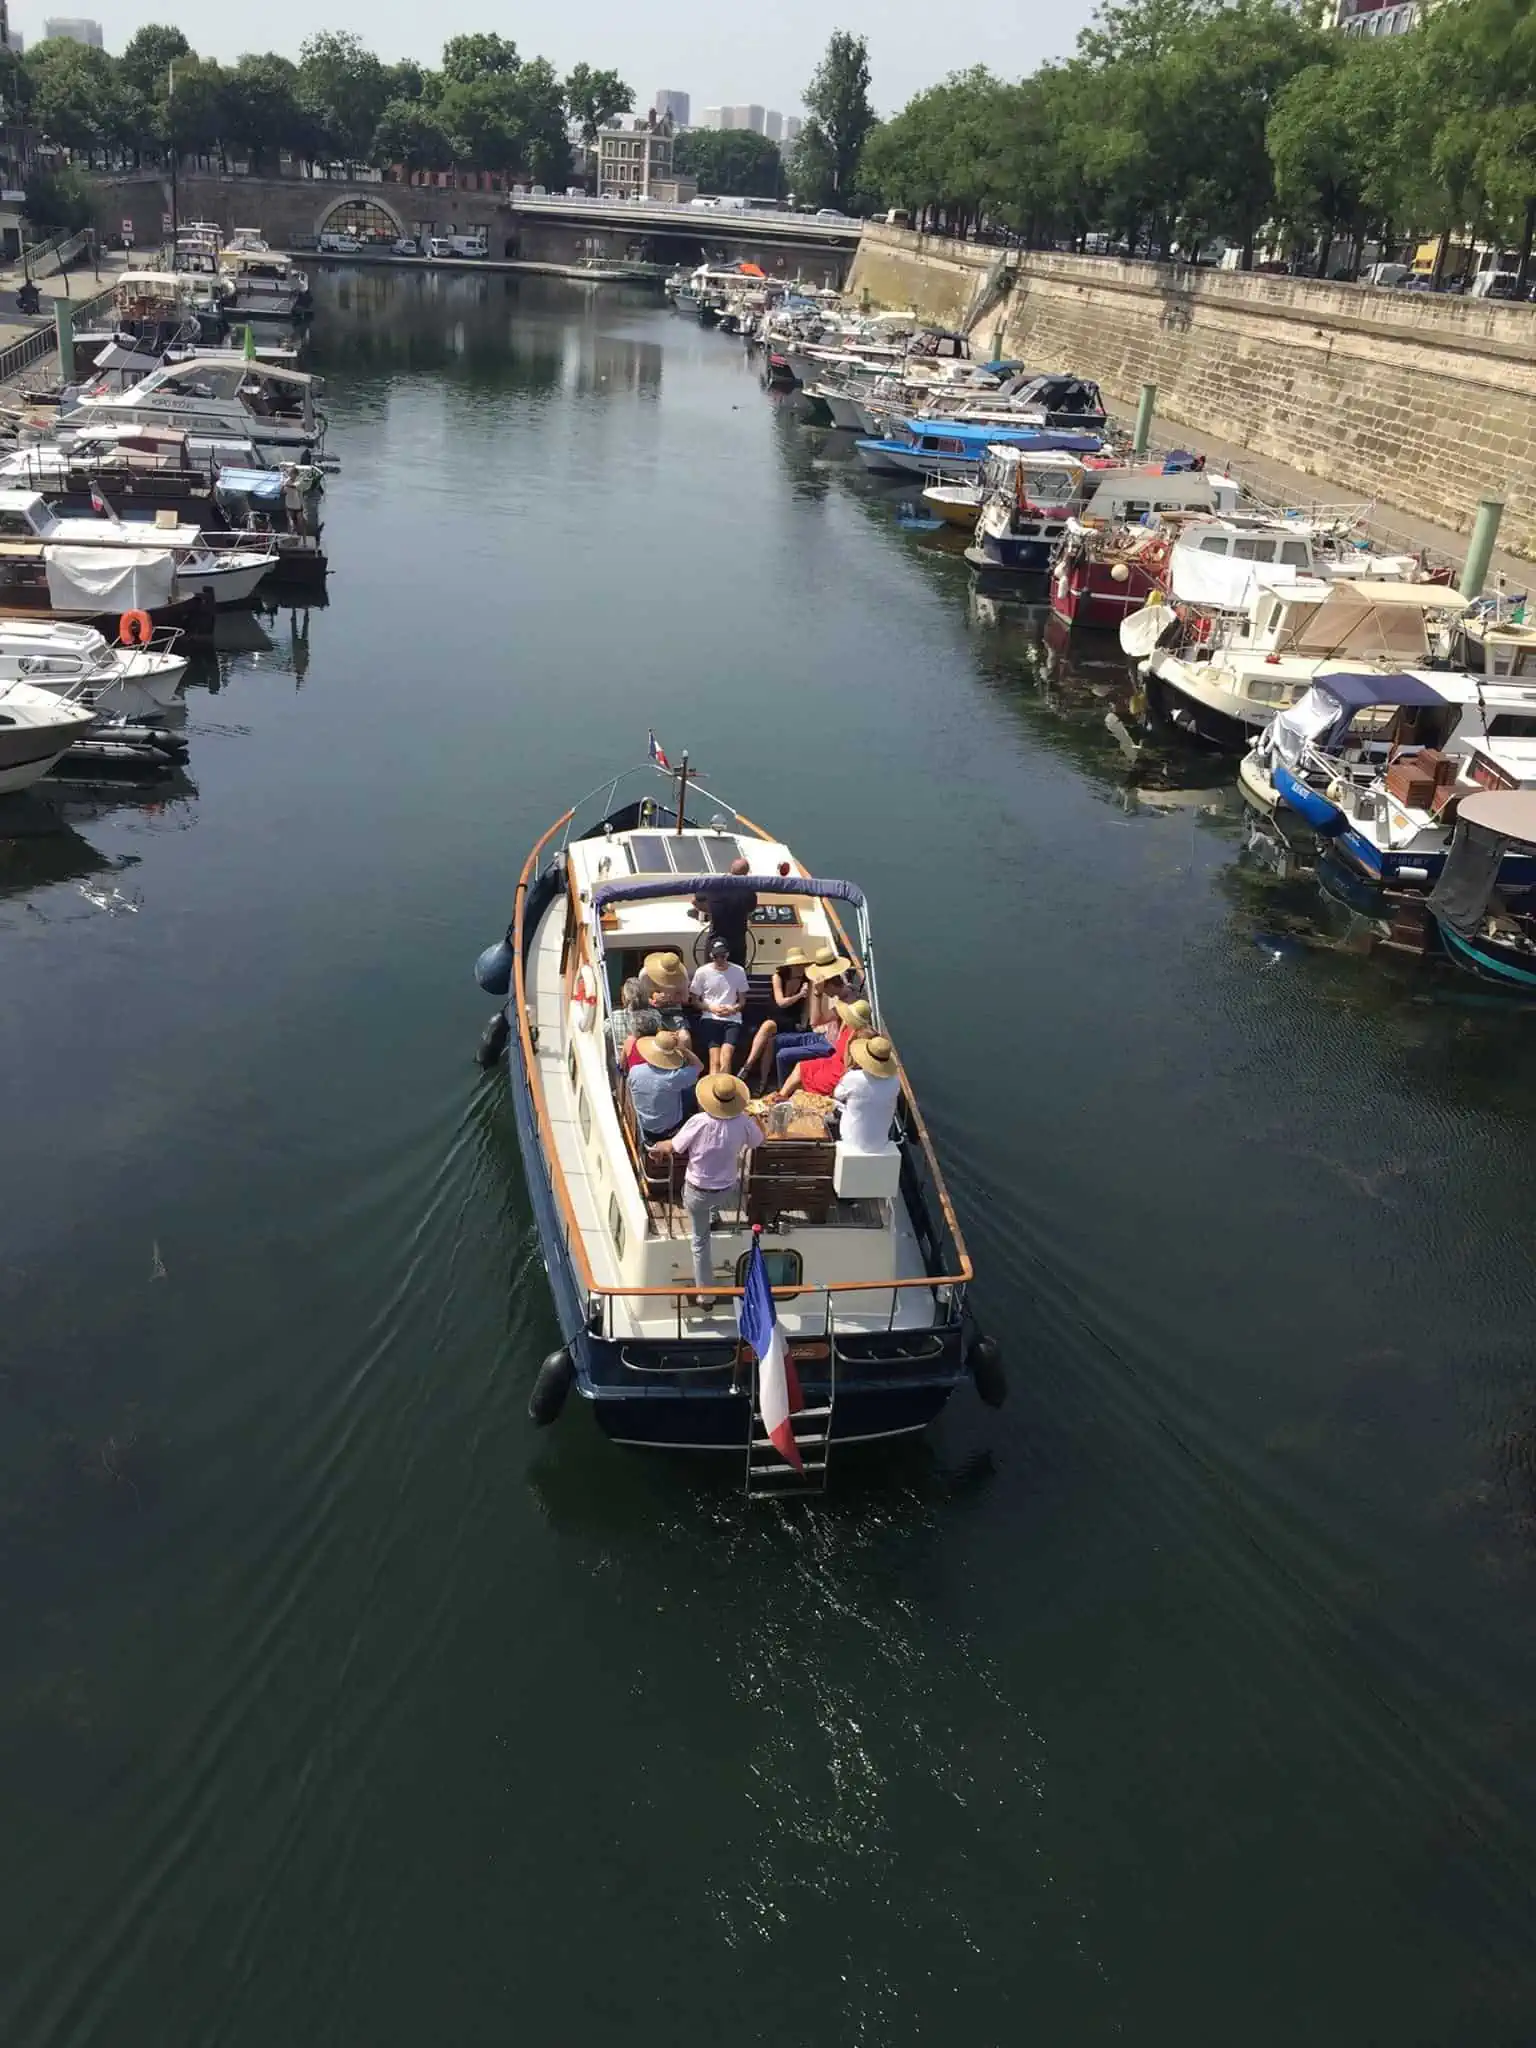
[
  {"x1": 674, "y1": 128, "x2": 783, "y2": 198},
  {"x1": 790, "y1": 30, "x2": 876, "y2": 208}
]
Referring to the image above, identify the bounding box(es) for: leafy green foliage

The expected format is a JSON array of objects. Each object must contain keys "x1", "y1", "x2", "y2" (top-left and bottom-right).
[
  {"x1": 797, "y1": 30, "x2": 876, "y2": 207},
  {"x1": 565, "y1": 64, "x2": 633, "y2": 145},
  {"x1": 674, "y1": 128, "x2": 783, "y2": 198}
]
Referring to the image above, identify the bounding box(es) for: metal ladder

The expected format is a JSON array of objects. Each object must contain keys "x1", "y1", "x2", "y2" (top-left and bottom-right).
[{"x1": 744, "y1": 1317, "x2": 837, "y2": 1499}]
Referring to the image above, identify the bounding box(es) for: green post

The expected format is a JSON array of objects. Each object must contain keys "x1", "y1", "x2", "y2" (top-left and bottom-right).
[
  {"x1": 1133, "y1": 381, "x2": 1157, "y2": 456},
  {"x1": 1459, "y1": 497, "x2": 1505, "y2": 599},
  {"x1": 53, "y1": 296, "x2": 74, "y2": 381}
]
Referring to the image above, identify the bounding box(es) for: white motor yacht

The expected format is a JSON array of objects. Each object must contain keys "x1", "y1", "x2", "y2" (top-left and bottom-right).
[
  {"x1": 60, "y1": 355, "x2": 326, "y2": 464},
  {"x1": 0, "y1": 677, "x2": 97, "y2": 791},
  {"x1": 0, "y1": 489, "x2": 277, "y2": 608},
  {"x1": 0, "y1": 619, "x2": 187, "y2": 718}
]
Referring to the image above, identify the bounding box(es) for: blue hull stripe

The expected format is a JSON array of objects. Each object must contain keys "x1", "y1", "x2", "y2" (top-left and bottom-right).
[{"x1": 1440, "y1": 923, "x2": 1536, "y2": 987}]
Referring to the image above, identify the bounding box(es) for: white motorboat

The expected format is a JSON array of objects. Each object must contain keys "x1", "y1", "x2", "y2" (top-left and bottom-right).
[
  {"x1": 0, "y1": 677, "x2": 97, "y2": 791},
  {"x1": 60, "y1": 355, "x2": 326, "y2": 464},
  {"x1": 217, "y1": 246, "x2": 312, "y2": 320},
  {"x1": 0, "y1": 490, "x2": 277, "y2": 608},
  {"x1": 0, "y1": 619, "x2": 187, "y2": 717}
]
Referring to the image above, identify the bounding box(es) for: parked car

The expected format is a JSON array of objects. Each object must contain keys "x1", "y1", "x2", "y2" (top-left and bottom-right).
[
  {"x1": 390, "y1": 236, "x2": 419, "y2": 257},
  {"x1": 318, "y1": 232, "x2": 362, "y2": 254},
  {"x1": 1472, "y1": 270, "x2": 1522, "y2": 299}
]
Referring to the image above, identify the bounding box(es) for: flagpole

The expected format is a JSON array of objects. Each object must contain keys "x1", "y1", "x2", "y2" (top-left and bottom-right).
[{"x1": 674, "y1": 749, "x2": 689, "y2": 834}]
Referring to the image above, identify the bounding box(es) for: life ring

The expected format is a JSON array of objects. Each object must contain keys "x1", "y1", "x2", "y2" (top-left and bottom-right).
[
  {"x1": 118, "y1": 609, "x2": 152, "y2": 647},
  {"x1": 573, "y1": 964, "x2": 599, "y2": 1030}
]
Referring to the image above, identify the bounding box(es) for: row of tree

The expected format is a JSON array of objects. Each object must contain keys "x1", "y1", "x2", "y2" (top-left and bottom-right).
[
  {"x1": 796, "y1": 0, "x2": 1536, "y2": 281},
  {"x1": 1, "y1": 25, "x2": 635, "y2": 191}
]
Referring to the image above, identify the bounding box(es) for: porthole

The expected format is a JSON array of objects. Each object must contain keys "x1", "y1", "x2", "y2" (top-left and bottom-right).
[
  {"x1": 578, "y1": 1089, "x2": 591, "y2": 1143},
  {"x1": 567, "y1": 1043, "x2": 577, "y2": 1087},
  {"x1": 608, "y1": 1193, "x2": 625, "y2": 1258},
  {"x1": 735, "y1": 1246, "x2": 802, "y2": 1294}
]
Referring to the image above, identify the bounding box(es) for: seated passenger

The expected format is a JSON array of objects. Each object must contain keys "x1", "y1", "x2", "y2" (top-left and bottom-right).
[
  {"x1": 768, "y1": 997, "x2": 873, "y2": 1103},
  {"x1": 740, "y1": 947, "x2": 811, "y2": 1091},
  {"x1": 608, "y1": 977, "x2": 662, "y2": 1067},
  {"x1": 689, "y1": 937, "x2": 751, "y2": 1075},
  {"x1": 638, "y1": 950, "x2": 693, "y2": 1051},
  {"x1": 771, "y1": 952, "x2": 851, "y2": 1083},
  {"x1": 628, "y1": 1030, "x2": 703, "y2": 1142},
  {"x1": 833, "y1": 1035, "x2": 901, "y2": 1151}
]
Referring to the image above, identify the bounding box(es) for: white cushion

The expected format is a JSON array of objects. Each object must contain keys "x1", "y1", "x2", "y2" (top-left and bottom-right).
[{"x1": 833, "y1": 1142, "x2": 901, "y2": 1199}]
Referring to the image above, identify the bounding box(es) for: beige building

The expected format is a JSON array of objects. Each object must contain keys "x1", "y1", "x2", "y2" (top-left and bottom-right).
[{"x1": 598, "y1": 116, "x2": 676, "y2": 199}]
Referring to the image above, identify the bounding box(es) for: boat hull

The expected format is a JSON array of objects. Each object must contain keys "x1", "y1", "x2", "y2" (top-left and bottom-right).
[
  {"x1": 1272, "y1": 762, "x2": 1346, "y2": 835},
  {"x1": 1141, "y1": 667, "x2": 1257, "y2": 752},
  {"x1": 0, "y1": 720, "x2": 92, "y2": 791},
  {"x1": 971, "y1": 529, "x2": 1061, "y2": 573},
  {"x1": 1436, "y1": 921, "x2": 1536, "y2": 987},
  {"x1": 1050, "y1": 555, "x2": 1157, "y2": 629}
]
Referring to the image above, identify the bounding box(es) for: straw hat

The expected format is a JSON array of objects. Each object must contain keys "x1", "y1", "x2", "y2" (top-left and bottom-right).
[
  {"x1": 642, "y1": 950, "x2": 688, "y2": 993},
  {"x1": 806, "y1": 955, "x2": 851, "y2": 984},
  {"x1": 636, "y1": 1029, "x2": 687, "y2": 1070},
  {"x1": 696, "y1": 1072, "x2": 751, "y2": 1119},
  {"x1": 849, "y1": 1033, "x2": 898, "y2": 1079},
  {"x1": 834, "y1": 997, "x2": 874, "y2": 1031},
  {"x1": 783, "y1": 947, "x2": 812, "y2": 968},
  {"x1": 810, "y1": 944, "x2": 843, "y2": 966}
]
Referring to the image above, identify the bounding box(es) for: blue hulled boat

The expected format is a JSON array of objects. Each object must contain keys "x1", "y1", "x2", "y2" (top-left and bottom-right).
[
  {"x1": 472, "y1": 759, "x2": 1003, "y2": 1482},
  {"x1": 854, "y1": 417, "x2": 1102, "y2": 483}
]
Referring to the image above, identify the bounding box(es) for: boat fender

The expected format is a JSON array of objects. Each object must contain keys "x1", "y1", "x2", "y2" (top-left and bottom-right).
[
  {"x1": 475, "y1": 936, "x2": 514, "y2": 996},
  {"x1": 118, "y1": 609, "x2": 152, "y2": 647},
  {"x1": 476, "y1": 1008, "x2": 511, "y2": 1068},
  {"x1": 967, "y1": 1332, "x2": 1007, "y2": 1409},
  {"x1": 574, "y1": 964, "x2": 599, "y2": 1030},
  {"x1": 529, "y1": 1347, "x2": 575, "y2": 1425}
]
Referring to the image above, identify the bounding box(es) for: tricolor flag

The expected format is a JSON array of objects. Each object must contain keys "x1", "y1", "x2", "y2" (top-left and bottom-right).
[
  {"x1": 739, "y1": 1233, "x2": 803, "y2": 1470},
  {"x1": 90, "y1": 485, "x2": 119, "y2": 523},
  {"x1": 648, "y1": 728, "x2": 670, "y2": 770}
]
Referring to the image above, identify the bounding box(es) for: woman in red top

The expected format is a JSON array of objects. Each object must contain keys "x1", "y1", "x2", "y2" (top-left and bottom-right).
[{"x1": 768, "y1": 999, "x2": 872, "y2": 1102}]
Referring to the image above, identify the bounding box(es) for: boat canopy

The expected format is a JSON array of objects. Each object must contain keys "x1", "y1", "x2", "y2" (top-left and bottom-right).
[
  {"x1": 1308, "y1": 670, "x2": 1449, "y2": 715},
  {"x1": 592, "y1": 874, "x2": 865, "y2": 912},
  {"x1": 1266, "y1": 672, "x2": 1449, "y2": 767},
  {"x1": 1274, "y1": 584, "x2": 1447, "y2": 659},
  {"x1": 215, "y1": 467, "x2": 285, "y2": 502},
  {"x1": 1429, "y1": 790, "x2": 1536, "y2": 933}
]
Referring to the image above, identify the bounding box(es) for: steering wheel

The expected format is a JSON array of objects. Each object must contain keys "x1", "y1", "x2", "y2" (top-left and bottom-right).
[{"x1": 692, "y1": 926, "x2": 759, "y2": 970}]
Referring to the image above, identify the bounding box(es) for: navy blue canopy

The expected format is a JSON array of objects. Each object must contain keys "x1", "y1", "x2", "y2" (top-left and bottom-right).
[
  {"x1": 1319, "y1": 672, "x2": 1449, "y2": 714},
  {"x1": 592, "y1": 874, "x2": 864, "y2": 911}
]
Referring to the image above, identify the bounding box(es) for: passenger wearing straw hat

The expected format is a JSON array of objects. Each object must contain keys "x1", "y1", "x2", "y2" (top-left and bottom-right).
[
  {"x1": 833, "y1": 1035, "x2": 901, "y2": 1152},
  {"x1": 628, "y1": 1030, "x2": 703, "y2": 1143},
  {"x1": 768, "y1": 996, "x2": 874, "y2": 1104},
  {"x1": 652, "y1": 1072, "x2": 764, "y2": 1305},
  {"x1": 637, "y1": 950, "x2": 693, "y2": 1049},
  {"x1": 768, "y1": 949, "x2": 851, "y2": 1085},
  {"x1": 739, "y1": 946, "x2": 813, "y2": 1092}
]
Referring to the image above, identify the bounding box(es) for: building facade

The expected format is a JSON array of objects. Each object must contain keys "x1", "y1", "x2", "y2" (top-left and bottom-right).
[
  {"x1": 42, "y1": 15, "x2": 101, "y2": 43},
  {"x1": 764, "y1": 110, "x2": 783, "y2": 142},
  {"x1": 597, "y1": 114, "x2": 676, "y2": 199},
  {"x1": 1335, "y1": 0, "x2": 1420, "y2": 31},
  {"x1": 783, "y1": 116, "x2": 803, "y2": 147},
  {"x1": 700, "y1": 107, "x2": 722, "y2": 130},
  {"x1": 654, "y1": 89, "x2": 690, "y2": 126}
]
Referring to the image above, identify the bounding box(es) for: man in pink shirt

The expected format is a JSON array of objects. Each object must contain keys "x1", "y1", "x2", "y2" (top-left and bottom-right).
[{"x1": 652, "y1": 1072, "x2": 764, "y2": 1306}]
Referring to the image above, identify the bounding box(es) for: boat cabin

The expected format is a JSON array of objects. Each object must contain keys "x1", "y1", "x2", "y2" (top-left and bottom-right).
[{"x1": 1078, "y1": 466, "x2": 1242, "y2": 526}]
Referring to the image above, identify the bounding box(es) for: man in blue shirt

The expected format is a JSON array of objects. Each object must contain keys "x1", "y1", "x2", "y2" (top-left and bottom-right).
[{"x1": 628, "y1": 1031, "x2": 703, "y2": 1142}]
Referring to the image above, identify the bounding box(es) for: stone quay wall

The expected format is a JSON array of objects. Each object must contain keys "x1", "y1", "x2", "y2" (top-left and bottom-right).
[{"x1": 848, "y1": 224, "x2": 1536, "y2": 557}]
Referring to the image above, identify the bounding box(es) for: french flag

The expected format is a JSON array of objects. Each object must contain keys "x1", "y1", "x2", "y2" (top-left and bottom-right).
[
  {"x1": 91, "y1": 485, "x2": 118, "y2": 522},
  {"x1": 648, "y1": 728, "x2": 670, "y2": 770},
  {"x1": 739, "y1": 1233, "x2": 803, "y2": 1469}
]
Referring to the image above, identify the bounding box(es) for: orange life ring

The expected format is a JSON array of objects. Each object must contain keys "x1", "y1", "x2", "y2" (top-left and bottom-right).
[{"x1": 119, "y1": 609, "x2": 152, "y2": 647}]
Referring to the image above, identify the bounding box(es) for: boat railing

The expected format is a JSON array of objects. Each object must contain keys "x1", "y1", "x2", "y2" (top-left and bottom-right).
[{"x1": 556, "y1": 761, "x2": 749, "y2": 853}]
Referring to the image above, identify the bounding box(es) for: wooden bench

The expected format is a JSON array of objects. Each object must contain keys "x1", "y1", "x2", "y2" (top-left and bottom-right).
[{"x1": 746, "y1": 1140, "x2": 836, "y2": 1229}]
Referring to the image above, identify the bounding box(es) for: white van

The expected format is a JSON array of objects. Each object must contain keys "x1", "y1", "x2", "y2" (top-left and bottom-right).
[{"x1": 427, "y1": 234, "x2": 488, "y2": 259}]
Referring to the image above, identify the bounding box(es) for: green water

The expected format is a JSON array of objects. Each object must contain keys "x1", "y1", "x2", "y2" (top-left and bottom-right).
[{"x1": 1, "y1": 268, "x2": 1534, "y2": 2046}]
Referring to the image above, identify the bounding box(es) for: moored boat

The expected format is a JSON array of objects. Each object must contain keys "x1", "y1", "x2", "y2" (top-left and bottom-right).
[
  {"x1": 0, "y1": 677, "x2": 99, "y2": 790},
  {"x1": 1428, "y1": 788, "x2": 1536, "y2": 981},
  {"x1": 473, "y1": 758, "x2": 1003, "y2": 1472}
]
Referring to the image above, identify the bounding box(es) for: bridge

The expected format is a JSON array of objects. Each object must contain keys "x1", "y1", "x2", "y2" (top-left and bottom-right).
[{"x1": 86, "y1": 171, "x2": 864, "y2": 289}]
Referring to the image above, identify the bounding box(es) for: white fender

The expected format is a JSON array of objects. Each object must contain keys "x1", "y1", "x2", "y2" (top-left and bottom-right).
[{"x1": 573, "y1": 964, "x2": 599, "y2": 1031}]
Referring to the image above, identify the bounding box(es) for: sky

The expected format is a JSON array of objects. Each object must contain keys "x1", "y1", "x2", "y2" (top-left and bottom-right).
[{"x1": 14, "y1": 0, "x2": 1097, "y2": 115}]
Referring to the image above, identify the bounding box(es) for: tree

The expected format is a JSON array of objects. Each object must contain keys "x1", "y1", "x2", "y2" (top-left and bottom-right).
[
  {"x1": 441, "y1": 34, "x2": 520, "y2": 85},
  {"x1": 674, "y1": 127, "x2": 782, "y2": 197},
  {"x1": 120, "y1": 23, "x2": 190, "y2": 101},
  {"x1": 372, "y1": 97, "x2": 455, "y2": 174},
  {"x1": 298, "y1": 30, "x2": 389, "y2": 166},
  {"x1": 800, "y1": 30, "x2": 876, "y2": 207},
  {"x1": 565, "y1": 63, "x2": 633, "y2": 145},
  {"x1": 219, "y1": 53, "x2": 305, "y2": 174}
]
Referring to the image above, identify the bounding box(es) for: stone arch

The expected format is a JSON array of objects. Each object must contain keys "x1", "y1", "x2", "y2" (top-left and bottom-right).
[{"x1": 315, "y1": 191, "x2": 407, "y2": 241}]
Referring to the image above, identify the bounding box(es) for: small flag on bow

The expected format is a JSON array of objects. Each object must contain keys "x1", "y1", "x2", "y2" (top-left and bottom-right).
[
  {"x1": 738, "y1": 1233, "x2": 803, "y2": 1469},
  {"x1": 90, "y1": 485, "x2": 118, "y2": 522},
  {"x1": 648, "y1": 728, "x2": 670, "y2": 770}
]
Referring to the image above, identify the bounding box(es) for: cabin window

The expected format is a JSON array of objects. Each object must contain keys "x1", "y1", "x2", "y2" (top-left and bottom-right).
[
  {"x1": 0, "y1": 509, "x2": 33, "y2": 537},
  {"x1": 1198, "y1": 535, "x2": 1230, "y2": 554},
  {"x1": 567, "y1": 1043, "x2": 578, "y2": 1087},
  {"x1": 578, "y1": 1088, "x2": 591, "y2": 1143},
  {"x1": 608, "y1": 1193, "x2": 625, "y2": 1258},
  {"x1": 1279, "y1": 541, "x2": 1310, "y2": 566},
  {"x1": 1486, "y1": 712, "x2": 1536, "y2": 737},
  {"x1": 735, "y1": 1246, "x2": 803, "y2": 1293}
]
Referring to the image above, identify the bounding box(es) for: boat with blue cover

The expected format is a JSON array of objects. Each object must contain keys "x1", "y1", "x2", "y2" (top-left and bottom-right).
[
  {"x1": 1243, "y1": 669, "x2": 1536, "y2": 888},
  {"x1": 472, "y1": 758, "x2": 1003, "y2": 1469},
  {"x1": 854, "y1": 418, "x2": 1102, "y2": 482},
  {"x1": 1427, "y1": 788, "x2": 1536, "y2": 983}
]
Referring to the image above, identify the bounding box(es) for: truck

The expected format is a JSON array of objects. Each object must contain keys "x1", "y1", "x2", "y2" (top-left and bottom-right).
[{"x1": 427, "y1": 233, "x2": 488, "y2": 259}]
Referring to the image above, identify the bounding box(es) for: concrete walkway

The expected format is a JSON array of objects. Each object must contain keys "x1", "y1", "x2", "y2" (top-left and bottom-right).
[{"x1": 1131, "y1": 396, "x2": 1530, "y2": 593}]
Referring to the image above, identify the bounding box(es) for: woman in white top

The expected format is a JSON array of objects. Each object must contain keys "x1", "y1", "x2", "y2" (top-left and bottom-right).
[{"x1": 833, "y1": 1034, "x2": 901, "y2": 1152}]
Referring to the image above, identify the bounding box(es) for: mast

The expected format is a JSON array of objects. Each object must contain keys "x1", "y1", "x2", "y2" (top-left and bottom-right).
[{"x1": 674, "y1": 750, "x2": 690, "y2": 833}]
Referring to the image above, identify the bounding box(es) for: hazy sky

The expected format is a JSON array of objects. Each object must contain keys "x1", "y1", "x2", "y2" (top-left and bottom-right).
[{"x1": 15, "y1": 0, "x2": 1096, "y2": 115}]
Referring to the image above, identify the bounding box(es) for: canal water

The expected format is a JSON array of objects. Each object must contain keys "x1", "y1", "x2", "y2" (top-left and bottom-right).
[{"x1": 2, "y1": 269, "x2": 1535, "y2": 2047}]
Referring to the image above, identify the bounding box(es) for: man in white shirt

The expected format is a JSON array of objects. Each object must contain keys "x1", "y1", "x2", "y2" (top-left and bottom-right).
[
  {"x1": 688, "y1": 936, "x2": 751, "y2": 1075},
  {"x1": 833, "y1": 1034, "x2": 901, "y2": 1152}
]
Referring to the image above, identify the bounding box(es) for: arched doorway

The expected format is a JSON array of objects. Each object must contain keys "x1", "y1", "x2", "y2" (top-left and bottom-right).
[{"x1": 316, "y1": 194, "x2": 407, "y2": 247}]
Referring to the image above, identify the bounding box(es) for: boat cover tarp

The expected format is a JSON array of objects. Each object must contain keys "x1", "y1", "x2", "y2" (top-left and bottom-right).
[
  {"x1": 1169, "y1": 547, "x2": 1274, "y2": 611},
  {"x1": 1267, "y1": 672, "x2": 1447, "y2": 765},
  {"x1": 1429, "y1": 820, "x2": 1512, "y2": 935},
  {"x1": 216, "y1": 468, "x2": 284, "y2": 503},
  {"x1": 592, "y1": 874, "x2": 865, "y2": 911},
  {"x1": 1277, "y1": 586, "x2": 1437, "y2": 658},
  {"x1": 1305, "y1": 670, "x2": 1448, "y2": 716},
  {"x1": 44, "y1": 545, "x2": 173, "y2": 611}
]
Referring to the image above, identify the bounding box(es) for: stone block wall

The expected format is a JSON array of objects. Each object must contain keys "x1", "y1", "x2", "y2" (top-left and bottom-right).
[{"x1": 848, "y1": 225, "x2": 1536, "y2": 556}]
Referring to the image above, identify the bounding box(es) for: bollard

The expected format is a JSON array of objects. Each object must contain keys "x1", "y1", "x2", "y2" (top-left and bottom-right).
[
  {"x1": 1458, "y1": 497, "x2": 1505, "y2": 599},
  {"x1": 1132, "y1": 381, "x2": 1157, "y2": 457},
  {"x1": 53, "y1": 297, "x2": 74, "y2": 381}
]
